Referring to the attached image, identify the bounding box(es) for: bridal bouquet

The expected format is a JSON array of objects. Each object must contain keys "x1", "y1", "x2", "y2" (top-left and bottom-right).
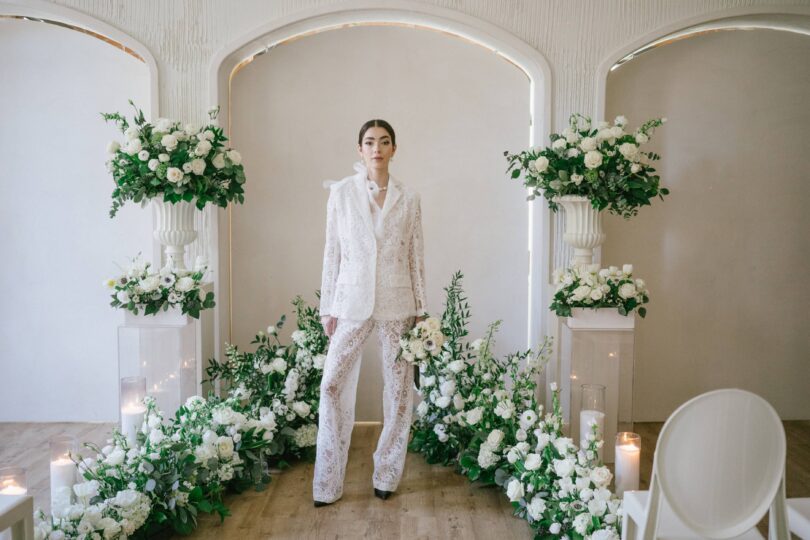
[
  {"x1": 106, "y1": 255, "x2": 215, "y2": 319},
  {"x1": 102, "y1": 101, "x2": 246, "y2": 217},
  {"x1": 551, "y1": 263, "x2": 649, "y2": 318},
  {"x1": 505, "y1": 113, "x2": 668, "y2": 218},
  {"x1": 398, "y1": 316, "x2": 446, "y2": 364}
]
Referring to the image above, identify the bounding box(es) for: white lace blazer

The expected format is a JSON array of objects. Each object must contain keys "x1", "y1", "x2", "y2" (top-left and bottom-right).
[{"x1": 319, "y1": 168, "x2": 427, "y2": 321}]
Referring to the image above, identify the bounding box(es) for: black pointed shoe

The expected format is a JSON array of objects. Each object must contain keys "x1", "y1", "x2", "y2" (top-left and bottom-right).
[
  {"x1": 313, "y1": 500, "x2": 332, "y2": 507},
  {"x1": 374, "y1": 488, "x2": 393, "y2": 500}
]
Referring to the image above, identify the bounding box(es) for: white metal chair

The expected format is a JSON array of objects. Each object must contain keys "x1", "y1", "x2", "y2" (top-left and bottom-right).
[
  {"x1": 787, "y1": 498, "x2": 810, "y2": 538},
  {"x1": 621, "y1": 388, "x2": 789, "y2": 540}
]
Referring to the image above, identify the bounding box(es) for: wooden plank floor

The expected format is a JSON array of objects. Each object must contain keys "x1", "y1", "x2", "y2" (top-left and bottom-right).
[{"x1": 1, "y1": 422, "x2": 808, "y2": 539}]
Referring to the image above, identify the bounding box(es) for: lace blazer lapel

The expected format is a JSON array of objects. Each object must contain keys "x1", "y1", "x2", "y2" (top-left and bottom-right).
[
  {"x1": 380, "y1": 178, "x2": 401, "y2": 223},
  {"x1": 352, "y1": 174, "x2": 375, "y2": 236}
]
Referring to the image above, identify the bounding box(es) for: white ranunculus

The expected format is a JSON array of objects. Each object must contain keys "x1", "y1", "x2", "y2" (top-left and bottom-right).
[
  {"x1": 494, "y1": 399, "x2": 515, "y2": 419},
  {"x1": 439, "y1": 379, "x2": 456, "y2": 397},
  {"x1": 516, "y1": 428, "x2": 527, "y2": 442},
  {"x1": 565, "y1": 131, "x2": 580, "y2": 144},
  {"x1": 149, "y1": 429, "x2": 165, "y2": 445},
  {"x1": 591, "y1": 530, "x2": 620, "y2": 540},
  {"x1": 611, "y1": 125, "x2": 624, "y2": 138},
  {"x1": 158, "y1": 153, "x2": 170, "y2": 162},
  {"x1": 590, "y1": 288, "x2": 604, "y2": 301},
  {"x1": 416, "y1": 400, "x2": 429, "y2": 417},
  {"x1": 573, "y1": 513, "x2": 590, "y2": 535},
  {"x1": 216, "y1": 435, "x2": 234, "y2": 459},
  {"x1": 172, "y1": 129, "x2": 186, "y2": 142},
  {"x1": 106, "y1": 141, "x2": 120, "y2": 154},
  {"x1": 477, "y1": 446, "x2": 498, "y2": 468},
  {"x1": 635, "y1": 132, "x2": 649, "y2": 144},
  {"x1": 116, "y1": 290, "x2": 130, "y2": 304},
  {"x1": 161, "y1": 134, "x2": 178, "y2": 150},
  {"x1": 292, "y1": 401, "x2": 311, "y2": 417},
  {"x1": 448, "y1": 360, "x2": 465, "y2": 373},
  {"x1": 506, "y1": 478, "x2": 525, "y2": 502},
  {"x1": 466, "y1": 407, "x2": 483, "y2": 425},
  {"x1": 154, "y1": 118, "x2": 173, "y2": 133},
  {"x1": 524, "y1": 453, "x2": 542, "y2": 470},
  {"x1": 553, "y1": 457, "x2": 575, "y2": 478},
  {"x1": 622, "y1": 264, "x2": 633, "y2": 274},
  {"x1": 618, "y1": 283, "x2": 636, "y2": 299},
  {"x1": 433, "y1": 423, "x2": 449, "y2": 442},
  {"x1": 226, "y1": 150, "x2": 242, "y2": 165},
  {"x1": 182, "y1": 162, "x2": 193, "y2": 174},
  {"x1": 619, "y1": 142, "x2": 639, "y2": 160},
  {"x1": 166, "y1": 167, "x2": 184, "y2": 184},
  {"x1": 453, "y1": 393, "x2": 465, "y2": 410},
  {"x1": 435, "y1": 395, "x2": 451, "y2": 409},
  {"x1": 631, "y1": 163, "x2": 642, "y2": 173},
  {"x1": 584, "y1": 150, "x2": 603, "y2": 170},
  {"x1": 212, "y1": 153, "x2": 226, "y2": 169},
  {"x1": 535, "y1": 432, "x2": 550, "y2": 451},
  {"x1": 184, "y1": 123, "x2": 200, "y2": 136},
  {"x1": 571, "y1": 173, "x2": 584, "y2": 186},
  {"x1": 200, "y1": 130, "x2": 215, "y2": 141},
  {"x1": 190, "y1": 158, "x2": 206, "y2": 175},
  {"x1": 549, "y1": 523, "x2": 561, "y2": 535},
  {"x1": 124, "y1": 138, "x2": 142, "y2": 156},
  {"x1": 551, "y1": 138, "x2": 567, "y2": 151},
  {"x1": 148, "y1": 158, "x2": 160, "y2": 172},
  {"x1": 566, "y1": 148, "x2": 580, "y2": 158},
  {"x1": 137, "y1": 150, "x2": 150, "y2": 162},
  {"x1": 195, "y1": 140, "x2": 212, "y2": 157},
  {"x1": 571, "y1": 285, "x2": 591, "y2": 302},
  {"x1": 588, "y1": 497, "x2": 608, "y2": 517},
  {"x1": 175, "y1": 276, "x2": 195, "y2": 292},
  {"x1": 104, "y1": 447, "x2": 126, "y2": 466},
  {"x1": 124, "y1": 126, "x2": 140, "y2": 140},
  {"x1": 580, "y1": 137, "x2": 597, "y2": 151},
  {"x1": 421, "y1": 375, "x2": 435, "y2": 387}
]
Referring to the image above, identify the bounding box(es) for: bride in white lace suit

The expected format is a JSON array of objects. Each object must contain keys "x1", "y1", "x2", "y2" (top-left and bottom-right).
[{"x1": 312, "y1": 119, "x2": 428, "y2": 506}]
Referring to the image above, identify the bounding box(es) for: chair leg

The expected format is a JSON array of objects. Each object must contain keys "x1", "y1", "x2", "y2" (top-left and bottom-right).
[
  {"x1": 621, "y1": 509, "x2": 637, "y2": 540},
  {"x1": 769, "y1": 474, "x2": 789, "y2": 540},
  {"x1": 641, "y1": 474, "x2": 661, "y2": 540}
]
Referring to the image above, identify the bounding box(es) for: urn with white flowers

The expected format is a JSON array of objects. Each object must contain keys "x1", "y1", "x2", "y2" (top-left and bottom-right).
[
  {"x1": 505, "y1": 113, "x2": 668, "y2": 265},
  {"x1": 103, "y1": 102, "x2": 246, "y2": 268}
]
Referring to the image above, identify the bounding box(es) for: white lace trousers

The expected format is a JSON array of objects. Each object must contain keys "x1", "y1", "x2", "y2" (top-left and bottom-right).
[{"x1": 312, "y1": 317, "x2": 414, "y2": 503}]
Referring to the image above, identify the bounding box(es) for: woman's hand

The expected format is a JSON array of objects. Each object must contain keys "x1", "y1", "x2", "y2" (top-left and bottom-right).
[
  {"x1": 321, "y1": 316, "x2": 337, "y2": 338},
  {"x1": 414, "y1": 315, "x2": 426, "y2": 325}
]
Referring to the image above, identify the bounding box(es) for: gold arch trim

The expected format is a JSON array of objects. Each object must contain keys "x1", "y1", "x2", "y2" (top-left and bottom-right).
[{"x1": 0, "y1": 15, "x2": 145, "y2": 62}]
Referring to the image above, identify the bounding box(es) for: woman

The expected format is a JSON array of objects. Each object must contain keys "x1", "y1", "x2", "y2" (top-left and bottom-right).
[{"x1": 312, "y1": 119, "x2": 427, "y2": 506}]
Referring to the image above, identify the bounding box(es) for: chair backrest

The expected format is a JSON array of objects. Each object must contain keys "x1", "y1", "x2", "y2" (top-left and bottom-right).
[{"x1": 651, "y1": 388, "x2": 786, "y2": 538}]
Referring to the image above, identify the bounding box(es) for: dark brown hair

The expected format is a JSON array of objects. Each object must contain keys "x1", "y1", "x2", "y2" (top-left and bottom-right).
[{"x1": 358, "y1": 119, "x2": 396, "y2": 146}]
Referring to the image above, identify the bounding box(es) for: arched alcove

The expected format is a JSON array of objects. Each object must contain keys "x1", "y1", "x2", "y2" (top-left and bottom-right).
[
  {"x1": 597, "y1": 11, "x2": 810, "y2": 421},
  {"x1": 208, "y1": 3, "x2": 554, "y2": 408},
  {"x1": 0, "y1": 2, "x2": 158, "y2": 421}
]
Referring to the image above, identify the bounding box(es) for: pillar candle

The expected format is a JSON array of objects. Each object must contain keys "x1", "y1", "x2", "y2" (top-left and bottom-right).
[
  {"x1": 615, "y1": 440, "x2": 640, "y2": 496},
  {"x1": 121, "y1": 403, "x2": 146, "y2": 446},
  {"x1": 50, "y1": 457, "x2": 75, "y2": 514}
]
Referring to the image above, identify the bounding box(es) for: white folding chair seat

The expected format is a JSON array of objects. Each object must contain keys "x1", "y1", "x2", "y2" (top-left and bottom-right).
[
  {"x1": 787, "y1": 498, "x2": 810, "y2": 539},
  {"x1": 621, "y1": 389, "x2": 788, "y2": 540}
]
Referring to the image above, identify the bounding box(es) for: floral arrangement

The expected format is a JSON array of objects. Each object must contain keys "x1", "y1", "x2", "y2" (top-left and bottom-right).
[
  {"x1": 35, "y1": 396, "x2": 275, "y2": 539},
  {"x1": 206, "y1": 296, "x2": 327, "y2": 463},
  {"x1": 102, "y1": 101, "x2": 246, "y2": 218},
  {"x1": 551, "y1": 264, "x2": 649, "y2": 318},
  {"x1": 505, "y1": 113, "x2": 668, "y2": 219},
  {"x1": 409, "y1": 272, "x2": 623, "y2": 538},
  {"x1": 399, "y1": 316, "x2": 445, "y2": 364},
  {"x1": 105, "y1": 255, "x2": 215, "y2": 319}
]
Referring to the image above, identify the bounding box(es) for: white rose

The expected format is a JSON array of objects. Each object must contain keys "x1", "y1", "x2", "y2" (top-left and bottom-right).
[
  {"x1": 551, "y1": 138, "x2": 567, "y2": 151},
  {"x1": 161, "y1": 134, "x2": 178, "y2": 150},
  {"x1": 182, "y1": 162, "x2": 193, "y2": 173},
  {"x1": 573, "y1": 513, "x2": 590, "y2": 535},
  {"x1": 138, "y1": 275, "x2": 160, "y2": 293},
  {"x1": 588, "y1": 498, "x2": 608, "y2": 517},
  {"x1": 439, "y1": 380, "x2": 456, "y2": 397},
  {"x1": 448, "y1": 360, "x2": 465, "y2": 373},
  {"x1": 154, "y1": 118, "x2": 173, "y2": 133},
  {"x1": 421, "y1": 375, "x2": 435, "y2": 387},
  {"x1": 565, "y1": 131, "x2": 580, "y2": 144},
  {"x1": 138, "y1": 149, "x2": 150, "y2": 162},
  {"x1": 216, "y1": 435, "x2": 234, "y2": 459},
  {"x1": 590, "y1": 288, "x2": 604, "y2": 301},
  {"x1": 466, "y1": 407, "x2": 483, "y2": 425},
  {"x1": 184, "y1": 123, "x2": 199, "y2": 136},
  {"x1": 73, "y1": 480, "x2": 100, "y2": 500},
  {"x1": 611, "y1": 125, "x2": 624, "y2": 138},
  {"x1": 631, "y1": 163, "x2": 642, "y2": 173},
  {"x1": 292, "y1": 401, "x2": 311, "y2": 417},
  {"x1": 614, "y1": 115, "x2": 628, "y2": 126},
  {"x1": 619, "y1": 142, "x2": 639, "y2": 160},
  {"x1": 635, "y1": 132, "x2": 649, "y2": 144},
  {"x1": 453, "y1": 393, "x2": 465, "y2": 410},
  {"x1": 623, "y1": 264, "x2": 633, "y2": 274},
  {"x1": 166, "y1": 167, "x2": 184, "y2": 184},
  {"x1": 212, "y1": 153, "x2": 226, "y2": 169},
  {"x1": 195, "y1": 140, "x2": 212, "y2": 157},
  {"x1": 106, "y1": 141, "x2": 120, "y2": 154},
  {"x1": 535, "y1": 432, "x2": 550, "y2": 451},
  {"x1": 506, "y1": 478, "x2": 525, "y2": 502},
  {"x1": 516, "y1": 428, "x2": 527, "y2": 441},
  {"x1": 433, "y1": 423, "x2": 449, "y2": 442},
  {"x1": 553, "y1": 457, "x2": 575, "y2": 477},
  {"x1": 584, "y1": 150, "x2": 603, "y2": 170},
  {"x1": 579, "y1": 137, "x2": 597, "y2": 151},
  {"x1": 618, "y1": 283, "x2": 636, "y2": 299},
  {"x1": 149, "y1": 429, "x2": 165, "y2": 445},
  {"x1": 158, "y1": 153, "x2": 170, "y2": 162},
  {"x1": 270, "y1": 357, "x2": 287, "y2": 373},
  {"x1": 549, "y1": 523, "x2": 561, "y2": 534},
  {"x1": 226, "y1": 150, "x2": 242, "y2": 164},
  {"x1": 175, "y1": 276, "x2": 195, "y2": 292},
  {"x1": 590, "y1": 466, "x2": 613, "y2": 487},
  {"x1": 435, "y1": 396, "x2": 451, "y2": 409},
  {"x1": 566, "y1": 148, "x2": 580, "y2": 158},
  {"x1": 200, "y1": 130, "x2": 215, "y2": 141},
  {"x1": 416, "y1": 400, "x2": 429, "y2": 417},
  {"x1": 591, "y1": 530, "x2": 619, "y2": 540},
  {"x1": 148, "y1": 158, "x2": 160, "y2": 171},
  {"x1": 124, "y1": 126, "x2": 140, "y2": 140},
  {"x1": 104, "y1": 447, "x2": 125, "y2": 466},
  {"x1": 190, "y1": 158, "x2": 206, "y2": 175},
  {"x1": 527, "y1": 495, "x2": 546, "y2": 520},
  {"x1": 571, "y1": 173, "x2": 584, "y2": 186},
  {"x1": 571, "y1": 285, "x2": 591, "y2": 302},
  {"x1": 532, "y1": 156, "x2": 549, "y2": 173},
  {"x1": 524, "y1": 453, "x2": 542, "y2": 470},
  {"x1": 116, "y1": 290, "x2": 130, "y2": 304},
  {"x1": 124, "y1": 138, "x2": 142, "y2": 155},
  {"x1": 486, "y1": 429, "x2": 504, "y2": 447}
]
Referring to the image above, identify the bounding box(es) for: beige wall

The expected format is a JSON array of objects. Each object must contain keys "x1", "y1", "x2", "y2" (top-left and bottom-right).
[
  {"x1": 229, "y1": 25, "x2": 529, "y2": 421},
  {"x1": 604, "y1": 28, "x2": 810, "y2": 421}
]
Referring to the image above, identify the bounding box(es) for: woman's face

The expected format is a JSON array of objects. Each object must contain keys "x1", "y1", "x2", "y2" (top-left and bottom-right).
[{"x1": 358, "y1": 126, "x2": 396, "y2": 171}]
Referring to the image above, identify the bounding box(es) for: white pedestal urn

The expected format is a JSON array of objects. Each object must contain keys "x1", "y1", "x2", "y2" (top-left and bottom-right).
[
  {"x1": 556, "y1": 195, "x2": 606, "y2": 266},
  {"x1": 153, "y1": 199, "x2": 197, "y2": 270}
]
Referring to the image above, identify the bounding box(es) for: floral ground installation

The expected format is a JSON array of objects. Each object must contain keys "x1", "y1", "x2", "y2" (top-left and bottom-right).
[{"x1": 33, "y1": 277, "x2": 622, "y2": 539}]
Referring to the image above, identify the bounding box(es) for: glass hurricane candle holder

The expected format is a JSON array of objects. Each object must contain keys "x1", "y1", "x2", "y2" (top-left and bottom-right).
[
  {"x1": 121, "y1": 376, "x2": 147, "y2": 447},
  {"x1": 0, "y1": 467, "x2": 27, "y2": 495},
  {"x1": 615, "y1": 432, "x2": 641, "y2": 496},
  {"x1": 580, "y1": 383, "x2": 606, "y2": 460},
  {"x1": 50, "y1": 435, "x2": 76, "y2": 513}
]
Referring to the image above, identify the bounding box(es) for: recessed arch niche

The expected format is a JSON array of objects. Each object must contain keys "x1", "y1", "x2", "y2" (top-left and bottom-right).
[
  {"x1": 209, "y1": 5, "x2": 552, "y2": 421},
  {"x1": 597, "y1": 11, "x2": 810, "y2": 421}
]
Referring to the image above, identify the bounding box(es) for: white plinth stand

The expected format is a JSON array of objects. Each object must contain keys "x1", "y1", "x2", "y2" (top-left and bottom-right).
[
  {"x1": 549, "y1": 308, "x2": 635, "y2": 463},
  {"x1": 0, "y1": 495, "x2": 33, "y2": 540},
  {"x1": 118, "y1": 308, "x2": 201, "y2": 419}
]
